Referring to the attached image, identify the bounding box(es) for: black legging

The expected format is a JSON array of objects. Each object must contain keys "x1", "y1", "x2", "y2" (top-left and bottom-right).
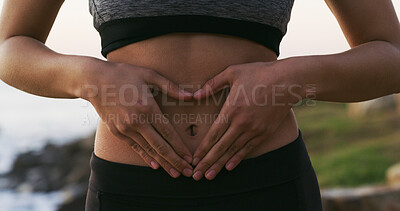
[{"x1": 85, "y1": 129, "x2": 322, "y2": 211}]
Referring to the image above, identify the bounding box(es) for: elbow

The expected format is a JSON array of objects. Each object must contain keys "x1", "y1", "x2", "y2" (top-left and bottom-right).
[
  {"x1": 0, "y1": 41, "x2": 5, "y2": 80},
  {"x1": 376, "y1": 40, "x2": 400, "y2": 62},
  {"x1": 0, "y1": 35, "x2": 8, "y2": 49},
  {"x1": 394, "y1": 43, "x2": 400, "y2": 58},
  {"x1": 374, "y1": 40, "x2": 400, "y2": 94},
  {"x1": 0, "y1": 37, "x2": 12, "y2": 81},
  {"x1": 383, "y1": 39, "x2": 400, "y2": 55},
  {"x1": 389, "y1": 41, "x2": 400, "y2": 94},
  {"x1": 388, "y1": 39, "x2": 400, "y2": 56},
  {"x1": 0, "y1": 35, "x2": 15, "y2": 52}
]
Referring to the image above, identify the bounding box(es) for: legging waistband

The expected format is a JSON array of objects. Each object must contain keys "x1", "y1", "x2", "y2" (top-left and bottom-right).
[{"x1": 88, "y1": 129, "x2": 311, "y2": 198}]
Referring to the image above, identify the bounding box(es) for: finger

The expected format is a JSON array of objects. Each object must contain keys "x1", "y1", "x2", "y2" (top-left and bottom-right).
[
  {"x1": 145, "y1": 70, "x2": 193, "y2": 100},
  {"x1": 125, "y1": 130, "x2": 191, "y2": 178},
  {"x1": 128, "y1": 138, "x2": 161, "y2": 169},
  {"x1": 192, "y1": 127, "x2": 242, "y2": 181},
  {"x1": 138, "y1": 124, "x2": 194, "y2": 176},
  {"x1": 192, "y1": 85, "x2": 238, "y2": 166},
  {"x1": 106, "y1": 125, "x2": 160, "y2": 170},
  {"x1": 150, "y1": 101, "x2": 193, "y2": 164},
  {"x1": 225, "y1": 136, "x2": 264, "y2": 171},
  {"x1": 193, "y1": 67, "x2": 232, "y2": 100},
  {"x1": 192, "y1": 108, "x2": 231, "y2": 166},
  {"x1": 203, "y1": 133, "x2": 256, "y2": 180}
]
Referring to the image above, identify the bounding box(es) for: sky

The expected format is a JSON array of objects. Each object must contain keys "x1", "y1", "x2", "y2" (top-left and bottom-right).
[{"x1": 0, "y1": 0, "x2": 399, "y2": 59}]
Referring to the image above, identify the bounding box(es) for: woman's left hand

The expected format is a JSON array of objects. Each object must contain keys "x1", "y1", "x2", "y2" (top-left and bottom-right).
[{"x1": 191, "y1": 61, "x2": 303, "y2": 181}]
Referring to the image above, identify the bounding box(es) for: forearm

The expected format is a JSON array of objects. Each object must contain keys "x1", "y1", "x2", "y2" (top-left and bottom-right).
[
  {"x1": 0, "y1": 35, "x2": 101, "y2": 99},
  {"x1": 281, "y1": 40, "x2": 400, "y2": 103}
]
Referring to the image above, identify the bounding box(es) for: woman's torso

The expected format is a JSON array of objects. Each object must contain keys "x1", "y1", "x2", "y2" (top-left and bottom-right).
[{"x1": 94, "y1": 32, "x2": 299, "y2": 166}]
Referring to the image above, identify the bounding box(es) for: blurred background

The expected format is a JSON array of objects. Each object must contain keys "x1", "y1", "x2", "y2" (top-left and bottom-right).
[{"x1": 0, "y1": 0, "x2": 399, "y2": 210}]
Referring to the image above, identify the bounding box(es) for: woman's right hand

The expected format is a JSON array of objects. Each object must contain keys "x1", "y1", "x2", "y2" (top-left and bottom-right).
[{"x1": 80, "y1": 59, "x2": 194, "y2": 178}]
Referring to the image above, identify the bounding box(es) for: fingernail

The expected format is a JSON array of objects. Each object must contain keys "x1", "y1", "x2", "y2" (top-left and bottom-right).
[
  {"x1": 226, "y1": 162, "x2": 235, "y2": 171},
  {"x1": 183, "y1": 168, "x2": 193, "y2": 177},
  {"x1": 193, "y1": 171, "x2": 203, "y2": 181},
  {"x1": 181, "y1": 90, "x2": 193, "y2": 96},
  {"x1": 193, "y1": 89, "x2": 202, "y2": 98},
  {"x1": 150, "y1": 161, "x2": 159, "y2": 169},
  {"x1": 170, "y1": 168, "x2": 180, "y2": 178},
  {"x1": 205, "y1": 170, "x2": 216, "y2": 180},
  {"x1": 184, "y1": 155, "x2": 192, "y2": 164},
  {"x1": 192, "y1": 157, "x2": 200, "y2": 166}
]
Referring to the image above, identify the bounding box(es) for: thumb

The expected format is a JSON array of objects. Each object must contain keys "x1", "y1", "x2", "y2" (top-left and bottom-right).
[
  {"x1": 146, "y1": 71, "x2": 193, "y2": 100},
  {"x1": 193, "y1": 68, "x2": 231, "y2": 100}
]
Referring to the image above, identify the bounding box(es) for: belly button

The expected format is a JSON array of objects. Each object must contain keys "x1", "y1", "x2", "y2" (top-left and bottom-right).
[{"x1": 186, "y1": 124, "x2": 198, "y2": 136}]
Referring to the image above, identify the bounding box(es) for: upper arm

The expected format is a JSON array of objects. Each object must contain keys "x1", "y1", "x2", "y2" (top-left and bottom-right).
[
  {"x1": 324, "y1": 0, "x2": 400, "y2": 48},
  {"x1": 0, "y1": 0, "x2": 65, "y2": 44}
]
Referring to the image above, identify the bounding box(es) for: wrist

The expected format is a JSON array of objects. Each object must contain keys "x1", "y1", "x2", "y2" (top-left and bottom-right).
[
  {"x1": 74, "y1": 56, "x2": 108, "y2": 100},
  {"x1": 266, "y1": 58, "x2": 306, "y2": 106}
]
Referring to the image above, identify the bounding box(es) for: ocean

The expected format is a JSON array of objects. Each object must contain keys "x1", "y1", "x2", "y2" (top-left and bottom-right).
[{"x1": 0, "y1": 81, "x2": 98, "y2": 210}]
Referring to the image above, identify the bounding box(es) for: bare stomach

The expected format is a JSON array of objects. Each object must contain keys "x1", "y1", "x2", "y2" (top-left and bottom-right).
[{"x1": 94, "y1": 32, "x2": 299, "y2": 166}]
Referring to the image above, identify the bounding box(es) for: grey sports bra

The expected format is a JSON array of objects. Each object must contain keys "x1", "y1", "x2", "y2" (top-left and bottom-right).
[{"x1": 89, "y1": 0, "x2": 295, "y2": 58}]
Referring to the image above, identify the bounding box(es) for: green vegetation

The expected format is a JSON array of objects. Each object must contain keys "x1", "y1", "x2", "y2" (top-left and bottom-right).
[{"x1": 294, "y1": 100, "x2": 400, "y2": 188}]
